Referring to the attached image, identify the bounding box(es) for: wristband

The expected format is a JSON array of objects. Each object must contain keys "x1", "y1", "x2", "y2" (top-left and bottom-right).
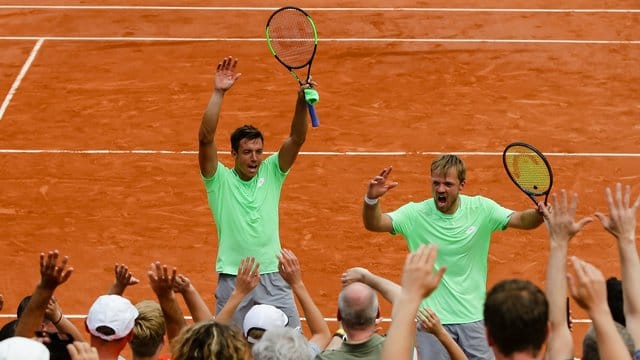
[
  {"x1": 53, "y1": 312, "x2": 63, "y2": 325},
  {"x1": 364, "y1": 195, "x2": 379, "y2": 205}
]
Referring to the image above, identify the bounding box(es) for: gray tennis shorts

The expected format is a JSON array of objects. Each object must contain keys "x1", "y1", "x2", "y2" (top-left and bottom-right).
[
  {"x1": 415, "y1": 320, "x2": 494, "y2": 360},
  {"x1": 215, "y1": 272, "x2": 301, "y2": 332}
]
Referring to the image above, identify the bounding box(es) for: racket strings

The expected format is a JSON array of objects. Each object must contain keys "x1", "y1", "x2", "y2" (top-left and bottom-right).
[
  {"x1": 267, "y1": 10, "x2": 316, "y2": 68},
  {"x1": 505, "y1": 148, "x2": 552, "y2": 195}
]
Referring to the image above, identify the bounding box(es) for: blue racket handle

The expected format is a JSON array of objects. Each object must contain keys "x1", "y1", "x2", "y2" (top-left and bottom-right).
[
  {"x1": 303, "y1": 88, "x2": 320, "y2": 127},
  {"x1": 307, "y1": 103, "x2": 319, "y2": 127}
]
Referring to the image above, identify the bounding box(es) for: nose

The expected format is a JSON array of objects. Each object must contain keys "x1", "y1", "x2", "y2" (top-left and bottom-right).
[
  {"x1": 436, "y1": 184, "x2": 446, "y2": 193},
  {"x1": 249, "y1": 152, "x2": 258, "y2": 161}
]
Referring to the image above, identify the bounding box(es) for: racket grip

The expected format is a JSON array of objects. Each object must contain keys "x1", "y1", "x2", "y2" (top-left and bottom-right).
[{"x1": 307, "y1": 104, "x2": 320, "y2": 127}]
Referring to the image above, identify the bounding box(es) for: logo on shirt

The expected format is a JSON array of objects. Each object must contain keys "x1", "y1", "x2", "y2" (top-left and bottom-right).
[
  {"x1": 257, "y1": 177, "x2": 265, "y2": 188},
  {"x1": 465, "y1": 226, "x2": 477, "y2": 235}
]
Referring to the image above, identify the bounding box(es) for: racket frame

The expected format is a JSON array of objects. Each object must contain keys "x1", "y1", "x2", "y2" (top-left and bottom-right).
[
  {"x1": 502, "y1": 141, "x2": 554, "y2": 206},
  {"x1": 265, "y1": 6, "x2": 320, "y2": 127}
]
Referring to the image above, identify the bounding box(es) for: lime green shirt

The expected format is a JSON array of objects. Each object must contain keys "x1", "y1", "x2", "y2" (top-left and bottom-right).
[
  {"x1": 202, "y1": 153, "x2": 287, "y2": 274},
  {"x1": 389, "y1": 194, "x2": 513, "y2": 324}
]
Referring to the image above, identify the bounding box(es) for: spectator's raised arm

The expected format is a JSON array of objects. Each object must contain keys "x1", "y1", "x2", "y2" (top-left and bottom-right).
[
  {"x1": 15, "y1": 250, "x2": 73, "y2": 338},
  {"x1": 148, "y1": 261, "x2": 186, "y2": 341},
  {"x1": 594, "y1": 183, "x2": 640, "y2": 345},
  {"x1": 541, "y1": 190, "x2": 592, "y2": 359},
  {"x1": 173, "y1": 273, "x2": 212, "y2": 323}
]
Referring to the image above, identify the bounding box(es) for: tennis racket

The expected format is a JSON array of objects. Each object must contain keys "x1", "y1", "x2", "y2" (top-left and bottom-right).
[
  {"x1": 502, "y1": 142, "x2": 554, "y2": 206},
  {"x1": 266, "y1": 6, "x2": 320, "y2": 127}
]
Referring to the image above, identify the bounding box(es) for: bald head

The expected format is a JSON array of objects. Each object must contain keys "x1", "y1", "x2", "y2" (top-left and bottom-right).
[{"x1": 338, "y1": 282, "x2": 379, "y2": 331}]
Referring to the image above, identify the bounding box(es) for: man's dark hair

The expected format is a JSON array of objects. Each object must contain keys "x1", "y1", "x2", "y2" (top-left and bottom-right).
[
  {"x1": 230, "y1": 125, "x2": 264, "y2": 153},
  {"x1": 606, "y1": 276, "x2": 625, "y2": 326},
  {"x1": 484, "y1": 279, "x2": 548, "y2": 357}
]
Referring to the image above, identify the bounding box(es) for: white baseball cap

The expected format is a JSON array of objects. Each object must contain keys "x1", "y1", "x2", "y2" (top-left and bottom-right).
[
  {"x1": 243, "y1": 304, "x2": 289, "y2": 343},
  {"x1": 0, "y1": 337, "x2": 49, "y2": 360},
  {"x1": 86, "y1": 295, "x2": 139, "y2": 341}
]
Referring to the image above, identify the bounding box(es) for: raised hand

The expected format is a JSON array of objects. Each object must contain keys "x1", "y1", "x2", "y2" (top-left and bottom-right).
[
  {"x1": 148, "y1": 261, "x2": 177, "y2": 298},
  {"x1": 214, "y1": 56, "x2": 241, "y2": 92},
  {"x1": 39, "y1": 250, "x2": 73, "y2": 290},
  {"x1": 236, "y1": 257, "x2": 260, "y2": 295},
  {"x1": 341, "y1": 267, "x2": 371, "y2": 288},
  {"x1": 277, "y1": 249, "x2": 302, "y2": 287},
  {"x1": 401, "y1": 244, "x2": 445, "y2": 299},
  {"x1": 541, "y1": 190, "x2": 592, "y2": 244},
  {"x1": 366, "y1": 167, "x2": 398, "y2": 200},
  {"x1": 567, "y1": 256, "x2": 607, "y2": 312},
  {"x1": 595, "y1": 183, "x2": 640, "y2": 244}
]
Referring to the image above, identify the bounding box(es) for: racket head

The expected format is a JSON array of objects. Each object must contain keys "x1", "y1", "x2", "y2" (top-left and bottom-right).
[
  {"x1": 265, "y1": 6, "x2": 318, "y2": 71},
  {"x1": 502, "y1": 142, "x2": 554, "y2": 205}
]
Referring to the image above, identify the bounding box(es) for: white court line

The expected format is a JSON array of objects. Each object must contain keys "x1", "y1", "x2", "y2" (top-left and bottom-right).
[
  {"x1": 1, "y1": 149, "x2": 640, "y2": 157},
  {"x1": 0, "y1": 314, "x2": 594, "y2": 323},
  {"x1": 0, "y1": 36, "x2": 638, "y2": 44},
  {"x1": 0, "y1": 5, "x2": 638, "y2": 12},
  {"x1": 0, "y1": 39, "x2": 43, "y2": 121}
]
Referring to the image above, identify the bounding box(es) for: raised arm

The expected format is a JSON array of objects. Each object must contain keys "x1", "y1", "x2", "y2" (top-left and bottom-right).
[
  {"x1": 382, "y1": 244, "x2": 446, "y2": 360},
  {"x1": 277, "y1": 82, "x2": 313, "y2": 172},
  {"x1": 568, "y1": 256, "x2": 632, "y2": 360},
  {"x1": 278, "y1": 249, "x2": 331, "y2": 349},
  {"x1": 106, "y1": 263, "x2": 139, "y2": 296},
  {"x1": 198, "y1": 56, "x2": 242, "y2": 178},
  {"x1": 172, "y1": 274, "x2": 212, "y2": 323},
  {"x1": 216, "y1": 257, "x2": 260, "y2": 325},
  {"x1": 341, "y1": 267, "x2": 400, "y2": 304},
  {"x1": 15, "y1": 250, "x2": 74, "y2": 338},
  {"x1": 148, "y1": 262, "x2": 186, "y2": 341},
  {"x1": 362, "y1": 167, "x2": 398, "y2": 233},
  {"x1": 45, "y1": 296, "x2": 85, "y2": 342},
  {"x1": 594, "y1": 183, "x2": 640, "y2": 345},
  {"x1": 540, "y1": 191, "x2": 592, "y2": 359}
]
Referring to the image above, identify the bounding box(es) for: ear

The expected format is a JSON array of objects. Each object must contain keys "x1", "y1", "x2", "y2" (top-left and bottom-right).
[
  {"x1": 336, "y1": 309, "x2": 342, "y2": 322},
  {"x1": 459, "y1": 180, "x2": 466, "y2": 190},
  {"x1": 376, "y1": 307, "x2": 381, "y2": 319}
]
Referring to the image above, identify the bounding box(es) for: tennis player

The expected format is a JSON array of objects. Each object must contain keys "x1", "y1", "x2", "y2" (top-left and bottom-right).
[
  {"x1": 198, "y1": 56, "x2": 315, "y2": 330},
  {"x1": 362, "y1": 154, "x2": 543, "y2": 360}
]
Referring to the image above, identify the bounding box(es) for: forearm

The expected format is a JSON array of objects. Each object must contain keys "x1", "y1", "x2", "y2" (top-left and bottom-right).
[
  {"x1": 56, "y1": 317, "x2": 86, "y2": 342},
  {"x1": 288, "y1": 93, "x2": 308, "y2": 145},
  {"x1": 291, "y1": 283, "x2": 330, "y2": 347},
  {"x1": 15, "y1": 284, "x2": 54, "y2": 337},
  {"x1": 106, "y1": 282, "x2": 125, "y2": 296},
  {"x1": 182, "y1": 287, "x2": 212, "y2": 323},
  {"x1": 362, "y1": 201, "x2": 385, "y2": 232},
  {"x1": 199, "y1": 89, "x2": 225, "y2": 144},
  {"x1": 434, "y1": 330, "x2": 468, "y2": 360},
  {"x1": 545, "y1": 241, "x2": 574, "y2": 358},
  {"x1": 590, "y1": 307, "x2": 632, "y2": 359},
  {"x1": 510, "y1": 209, "x2": 544, "y2": 230},
  {"x1": 158, "y1": 294, "x2": 187, "y2": 341},
  {"x1": 382, "y1": 293, "x2": 422, "y2": 360},
  {"x1": 215, "y1": 290, "x2": 245, "y2": 325},
  {"x1": 617, "y1": 237, "x2": 640, "y2": 341},
  {"x1": 362, "y1": 274, "x2": 401, "y2": 304}
]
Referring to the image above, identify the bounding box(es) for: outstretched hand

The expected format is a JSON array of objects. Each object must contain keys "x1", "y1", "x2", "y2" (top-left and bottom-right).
[
  {"x1": 567, "y1": 256, "x2": 607, "y2": 313},
  {"x1": 400, "y1": 244, "x2": 445, "y2": 300},
  {"x1": 215, "y1": 56, "x2": 241, "y2": 92},
  {"x1": 594, "y1": 183, "x2": 640, "y2": 244},
  {"x1": 367, "y1": 167, "x2": 398, "y2": 200},
  {"x1": 39, "y1": 250, "x2": 73, "y2": 291},
  {"x1": 541, "y1": 190, "x2": 592, "y2": 244}
]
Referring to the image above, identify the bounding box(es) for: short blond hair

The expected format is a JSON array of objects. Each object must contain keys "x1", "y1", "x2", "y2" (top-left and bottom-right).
[{"x1": 431, "y1": 154, "x2": 466, "y2": 183}]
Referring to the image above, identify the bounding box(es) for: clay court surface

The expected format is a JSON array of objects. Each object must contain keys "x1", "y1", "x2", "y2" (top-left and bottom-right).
[{"x1": 0, "y1": 0, "x2": 639, "y2": 357}]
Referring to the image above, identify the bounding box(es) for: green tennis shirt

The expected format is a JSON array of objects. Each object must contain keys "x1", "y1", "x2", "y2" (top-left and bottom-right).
[
  {"x1": 388, "y1": 194, "x2": 513, "y2": 324},
  {"x1": 202, "y1": 153, "x2": 287, "y2": 275}
]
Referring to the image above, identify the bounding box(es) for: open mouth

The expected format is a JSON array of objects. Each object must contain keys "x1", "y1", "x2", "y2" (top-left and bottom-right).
[{"x1": 437, "y1": 195, "x2": 447, "y2": 206}]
